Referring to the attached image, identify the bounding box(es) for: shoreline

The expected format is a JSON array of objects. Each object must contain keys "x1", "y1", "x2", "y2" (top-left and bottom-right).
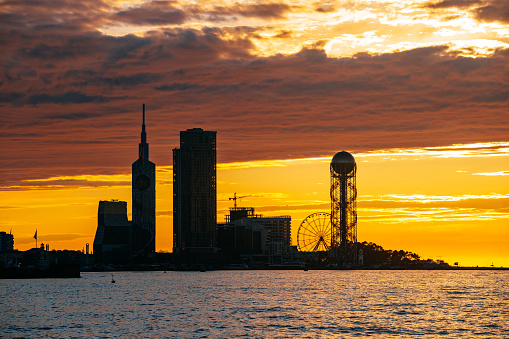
[
  {"x1": 2, "y1": 264, "x2": 507, "y2": 279},
  {"x1": 81, "y1": 265, "x2": 509, "y2": 272}
]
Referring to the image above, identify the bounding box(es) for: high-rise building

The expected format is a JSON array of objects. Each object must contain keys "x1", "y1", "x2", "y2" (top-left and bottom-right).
[
  {"x1": 173, "y1": 128, "x2": 217, "y2": 253},
  {"x1": 93, "y1": 200, "x2": 131, "y2": 264},
  {"x1": 132, "y1": 104, "x2": 156, "y2": 255}
]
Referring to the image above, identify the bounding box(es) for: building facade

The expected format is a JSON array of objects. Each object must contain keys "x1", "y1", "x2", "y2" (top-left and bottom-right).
[
  {"x1": 217, "y1": 207, "x2": 292, "y2": 264},
  {"x1": 0, "y1": 231, "x2": 14, "y2": 252},
  {"x1": 173, "y1": 128, "x2": 217, "y2": 253},
  {"x1": 132, "y1": 104, "x2": 156, "y2": 255},
  {"x1": 93, "y1": 200, "x2": 131, "y2": 264}
]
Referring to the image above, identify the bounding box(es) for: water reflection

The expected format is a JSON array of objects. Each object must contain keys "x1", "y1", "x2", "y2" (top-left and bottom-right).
[{"x1": 1, "y1": 271, "x2": 508, "y2": 338}]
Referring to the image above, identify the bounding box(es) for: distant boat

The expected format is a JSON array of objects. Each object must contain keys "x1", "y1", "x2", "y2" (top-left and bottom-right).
[{"x1": 111, "y1": 274, "x2": 115, "y2": 283}]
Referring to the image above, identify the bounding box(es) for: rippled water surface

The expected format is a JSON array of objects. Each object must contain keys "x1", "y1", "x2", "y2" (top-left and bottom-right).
[{"x1": 1, "y1": 270, "x2": 508, "y2": 338}]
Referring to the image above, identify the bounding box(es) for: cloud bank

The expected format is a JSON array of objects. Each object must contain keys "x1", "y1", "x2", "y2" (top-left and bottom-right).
[{"x1": 1, "y1": 0, "x2": 508, "y2": 187}]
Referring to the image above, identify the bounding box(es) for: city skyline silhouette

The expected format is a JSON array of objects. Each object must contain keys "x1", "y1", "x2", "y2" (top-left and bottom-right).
[{"x1": 1, "y1": 0, "x2": 508, "y2": 267}]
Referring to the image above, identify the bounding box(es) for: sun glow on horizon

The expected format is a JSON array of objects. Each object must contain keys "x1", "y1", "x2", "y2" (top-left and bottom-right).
[{"x1": 2, "y1": 140, "x2": 508, "y2": 267}]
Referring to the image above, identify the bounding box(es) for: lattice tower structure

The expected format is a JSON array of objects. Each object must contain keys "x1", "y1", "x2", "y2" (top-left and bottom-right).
[{"x1": 330, "y1": 151, "x2": 357, "y2": 264}]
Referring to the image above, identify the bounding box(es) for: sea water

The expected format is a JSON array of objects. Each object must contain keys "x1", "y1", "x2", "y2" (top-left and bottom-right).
[{"x1": 1, "y1": 270, "x2": 507, "y2": 338}]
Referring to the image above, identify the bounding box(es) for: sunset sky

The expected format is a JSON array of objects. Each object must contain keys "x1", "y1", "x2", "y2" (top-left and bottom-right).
[{"x1": 1, "y1": 0, "x2": 508, "y2": 267}]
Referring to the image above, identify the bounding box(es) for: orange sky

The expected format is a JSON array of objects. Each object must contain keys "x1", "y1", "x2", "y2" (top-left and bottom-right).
[{"x1": 1, "y1": 0, "x2": 508, "y2": 266}]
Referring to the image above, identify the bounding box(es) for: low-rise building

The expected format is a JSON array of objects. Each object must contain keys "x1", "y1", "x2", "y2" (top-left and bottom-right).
[
  {"x1": 93, "y1": 200, "x2": 131, "y2": 265},
  {"x1": 217, "y1": 207, "x2": 292, "y2": 265},
  {"x1": 0, "y1": 231, "x2": 14, "y2": 252}
]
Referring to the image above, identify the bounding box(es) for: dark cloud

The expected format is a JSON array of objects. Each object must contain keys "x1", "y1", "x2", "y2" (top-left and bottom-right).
[
  {"x1": 45, "y1": 112, "x2": 101, "y2": 120},
  {"x1": 274, "y1": 30, "x2": 293, "y2": 39},
  {"x1": 0, "y1": 0, "x2": 109, "y2": 33},
  {"x1": 470, "y1": 91, "x2": 509, "y2": 103},
  {"x1": 473, "y1": 3, "x2": 509, "y2": 23},
  {"x1": 103, "y1": 73, "x2": 164, "y2": 87},
  {"x1": 0, "y1": 92, "x2": 24, "y2": 103},
  {"x1": 27, "y1": 92, "x2": 121, "y2": 105},
  {"x1": 0, "y1": 0, "x2": 299, "y2": 36},
  {"x1": 155, "y1": 82, "x2": 240, "y2": 94},
  {"x1": 423, "y1": 0, "x2": 509, "y2": 23},
  {"x1": 236, "y1": 3, "x2": 295, "y2": 19},
  {"x1": 21, "y1": 42, "x2": 84, "y2": 60},
  {"x1": 315, "y1": 4, "x2": 336, "y2": 13},
  {"x1": 439, "y1": 56, "x2": 490, "y2": 74},
  {"x1": 70, "y1": 73, "x2": 164, "y2": 88},
  {"x1": 209, "y1": 3, "x2": 295, "y2": 20},
  {"x1": 1, "y1": 0, "x2": 108, "y2": 11},
  {"x1": 114, "y1": 2, "x2": 187, "y2": 26},
  {"x1": 424, "y1": 0, "x2": 483, "y2": 9},
  {"x1": 102, "y1": 35, "x2": 153, "y2": 62},
  {"x1": 155, "y1": 83, "x2": 202, "y2": 91}
]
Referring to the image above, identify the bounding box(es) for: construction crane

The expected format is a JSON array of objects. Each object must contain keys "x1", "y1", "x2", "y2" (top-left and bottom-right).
[{"x1": 229, "y1": 192, "x2": 250, "y2": 209}]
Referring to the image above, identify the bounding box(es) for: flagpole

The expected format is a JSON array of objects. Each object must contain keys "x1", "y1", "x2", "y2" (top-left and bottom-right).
[{"x1": 34, "y1": 229, "x2": 37, "y2": 249}]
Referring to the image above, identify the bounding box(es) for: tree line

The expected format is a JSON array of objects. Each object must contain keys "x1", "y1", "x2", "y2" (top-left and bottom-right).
[{"x1": 358, "y1": 241, "x2": 421, "y2": 266}]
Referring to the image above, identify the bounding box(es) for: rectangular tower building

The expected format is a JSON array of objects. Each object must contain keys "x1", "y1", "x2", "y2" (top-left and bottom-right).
[
  {"x1": 0, "y1": 231, "x2": 14, "y2": 252},
  {"x1": 173, "y1": 128, "x2": 217, "y2": 253}
]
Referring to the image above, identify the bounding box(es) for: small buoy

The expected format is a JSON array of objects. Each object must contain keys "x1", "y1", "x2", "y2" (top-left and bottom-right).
[{"x1": 111, "y1": 274, "x2": 116, "y2": 283}]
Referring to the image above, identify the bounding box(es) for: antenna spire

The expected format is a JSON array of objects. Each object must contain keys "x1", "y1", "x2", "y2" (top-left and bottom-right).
[
  {"x1": 142, "y1": 103, "x2": 146, "y2": 133},
  {"x1": 139, "y1": 103, "x2": 148, "y2": 160}
]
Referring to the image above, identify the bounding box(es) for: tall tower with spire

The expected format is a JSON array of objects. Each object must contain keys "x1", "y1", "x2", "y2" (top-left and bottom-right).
[{"x1": 132, "y1": 104, "x2": 156, "y2": 256}]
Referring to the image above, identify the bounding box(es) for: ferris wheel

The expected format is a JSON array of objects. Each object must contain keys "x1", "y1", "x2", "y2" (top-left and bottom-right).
[{"x1": 297, "y1": 212, "x2": 332, "y2": 252}]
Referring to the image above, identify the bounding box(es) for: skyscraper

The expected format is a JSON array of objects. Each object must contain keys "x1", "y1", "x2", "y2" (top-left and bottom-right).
[
  {"x1": 173, "y1": 128, "x2": 217, "y2": 253},
  {"x1": 132, "y1": 104, "x2": 156, "y2": 255}
]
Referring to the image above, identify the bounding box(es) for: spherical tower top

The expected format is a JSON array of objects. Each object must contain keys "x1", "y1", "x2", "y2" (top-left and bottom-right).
[{"x1": 331, "y1": 151, "x2": 356, "y2": 174}]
